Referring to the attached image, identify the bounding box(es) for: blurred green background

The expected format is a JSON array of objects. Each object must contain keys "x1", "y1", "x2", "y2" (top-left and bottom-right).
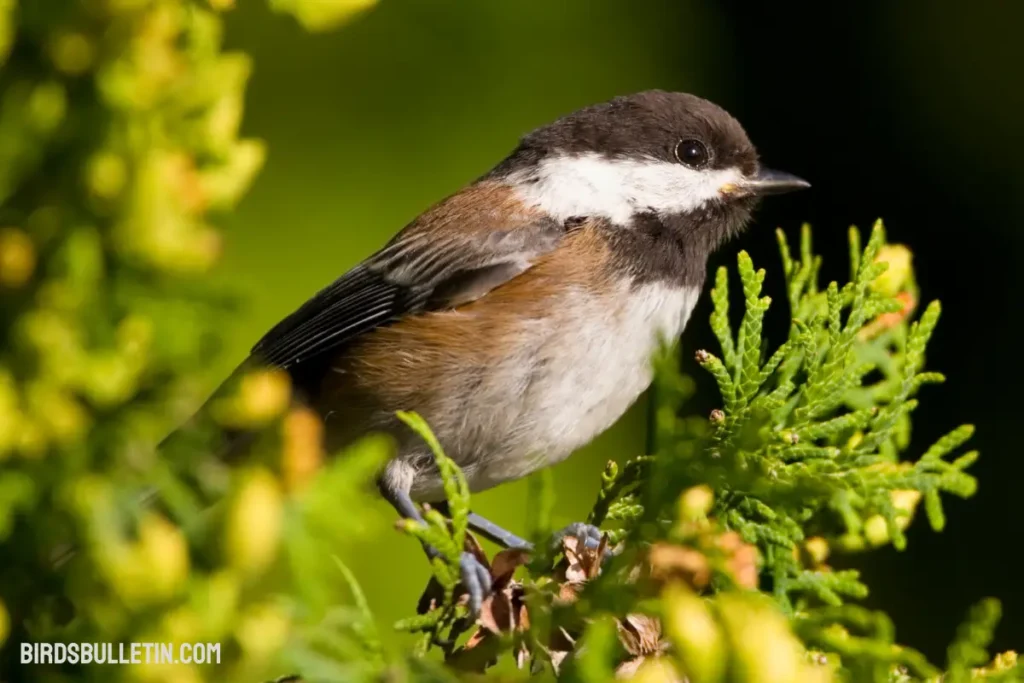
[{"x1": 213, "y1": 0, "x2": 1023, "y2": 660}]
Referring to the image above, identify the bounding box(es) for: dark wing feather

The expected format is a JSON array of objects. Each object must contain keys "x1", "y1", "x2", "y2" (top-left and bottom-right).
[
  {"x1": 251, "y1": 266, "x2": 423, "y2": 368},
  {"x1": 250, "y1": 212, "x2": 564, "y2": 371}
]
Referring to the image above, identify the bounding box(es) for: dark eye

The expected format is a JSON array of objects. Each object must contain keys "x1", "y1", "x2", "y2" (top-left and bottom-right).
[{"x1": 674, "y1": 139, "x2": 710, "y2": 168}]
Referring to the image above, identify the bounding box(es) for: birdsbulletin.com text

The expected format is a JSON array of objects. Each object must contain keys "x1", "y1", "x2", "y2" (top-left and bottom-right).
[{"x1": 21, "y1": 642, "x2": 221, "y2": 665}]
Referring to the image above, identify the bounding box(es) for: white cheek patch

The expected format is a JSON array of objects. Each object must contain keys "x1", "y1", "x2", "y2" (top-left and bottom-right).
[{"x1": 510, "y1": 152, "x2": 745, "y2": 225}]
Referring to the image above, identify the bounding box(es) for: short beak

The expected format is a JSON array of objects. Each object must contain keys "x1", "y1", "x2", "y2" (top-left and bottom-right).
[{"x1": 720, "y1": 167, "x2": 811, "y2": 198}]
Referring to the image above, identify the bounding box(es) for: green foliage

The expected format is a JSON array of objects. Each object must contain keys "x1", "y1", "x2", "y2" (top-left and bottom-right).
[
  {"x1": 671, "y1": 223, "x2": 976, "y2": 612},
  {"x1": 268, "y1": 0, "x2": 377, "y2": 31},
  {"x1": 386, "y1": 222, "x2": 1020, "y2": 682},
  {"x1": 0, "y1": 0, "x2": 1018, "y2": 682},
  {"x1": 392, "y1": 410, "x2": 477, "y2": 660},
  {"x1": 0, "y1": 1, "x2": 399, "y2": 682}
]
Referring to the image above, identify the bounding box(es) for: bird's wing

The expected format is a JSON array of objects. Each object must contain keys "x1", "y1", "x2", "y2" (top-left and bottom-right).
[{"x1": 250, "y1": 185, "x2": 565, "y2": 370}]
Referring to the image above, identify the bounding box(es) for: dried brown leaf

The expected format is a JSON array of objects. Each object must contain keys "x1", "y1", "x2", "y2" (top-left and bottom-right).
[
  {"x1": 716, "y1": 531, "x2": 759, "y2": 589},
  {"x1": 648, "y1": 542, "x2": 711, "y2": 588},
  {"x1": 617, "y1": 614, "x2": 663, "y2": 656},
  {"x1": 561, "y1": 532, "x2": 610, "y2": 583},
  {"x1": 490, "y1": 548, "x2": 530, "y2": 588}
]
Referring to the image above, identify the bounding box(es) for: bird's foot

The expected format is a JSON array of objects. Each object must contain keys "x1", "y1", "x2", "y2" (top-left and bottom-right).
[
  {"x1": 551, "y1": 521, "x2": 605, "y2": 551},
  {"x1": 458, "y1": 550, "x2": 493, "y2": 617}
]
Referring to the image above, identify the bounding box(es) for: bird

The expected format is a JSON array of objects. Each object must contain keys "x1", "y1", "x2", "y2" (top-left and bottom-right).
[{"x1": 178, "y1": 90, "x2": 808, "y2": 612}]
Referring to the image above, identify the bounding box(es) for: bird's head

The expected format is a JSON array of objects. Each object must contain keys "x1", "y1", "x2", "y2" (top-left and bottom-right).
[{"x1": 490, "y1": 90, "x2": 808, "y2": 249}]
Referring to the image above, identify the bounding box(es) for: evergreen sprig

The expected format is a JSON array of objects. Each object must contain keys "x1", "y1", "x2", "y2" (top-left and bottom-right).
[
  {"x1": 392, "y1": 411, "x2": 482, "y2": 662},
  {"x1": 628, "y1": 221, "x2": 980, "y2": 618}
]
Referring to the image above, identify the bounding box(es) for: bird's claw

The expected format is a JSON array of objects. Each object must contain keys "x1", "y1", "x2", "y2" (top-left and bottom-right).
[
  {"x1": 458, "y1": 551, "x2": 492, "y2": 617},
  {"x1": 551, "y1": 521, "x2": 605, "y2": 551}
]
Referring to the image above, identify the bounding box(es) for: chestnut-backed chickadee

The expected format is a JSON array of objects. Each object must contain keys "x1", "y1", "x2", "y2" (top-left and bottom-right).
[{"x1": 202, "y1": 90, "x2": 808, "y2": 610}]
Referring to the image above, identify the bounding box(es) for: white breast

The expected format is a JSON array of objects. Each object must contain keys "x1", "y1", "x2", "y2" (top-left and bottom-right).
[{"x1": 465, "y1": 281, "x2": 700, "y2": 492}]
